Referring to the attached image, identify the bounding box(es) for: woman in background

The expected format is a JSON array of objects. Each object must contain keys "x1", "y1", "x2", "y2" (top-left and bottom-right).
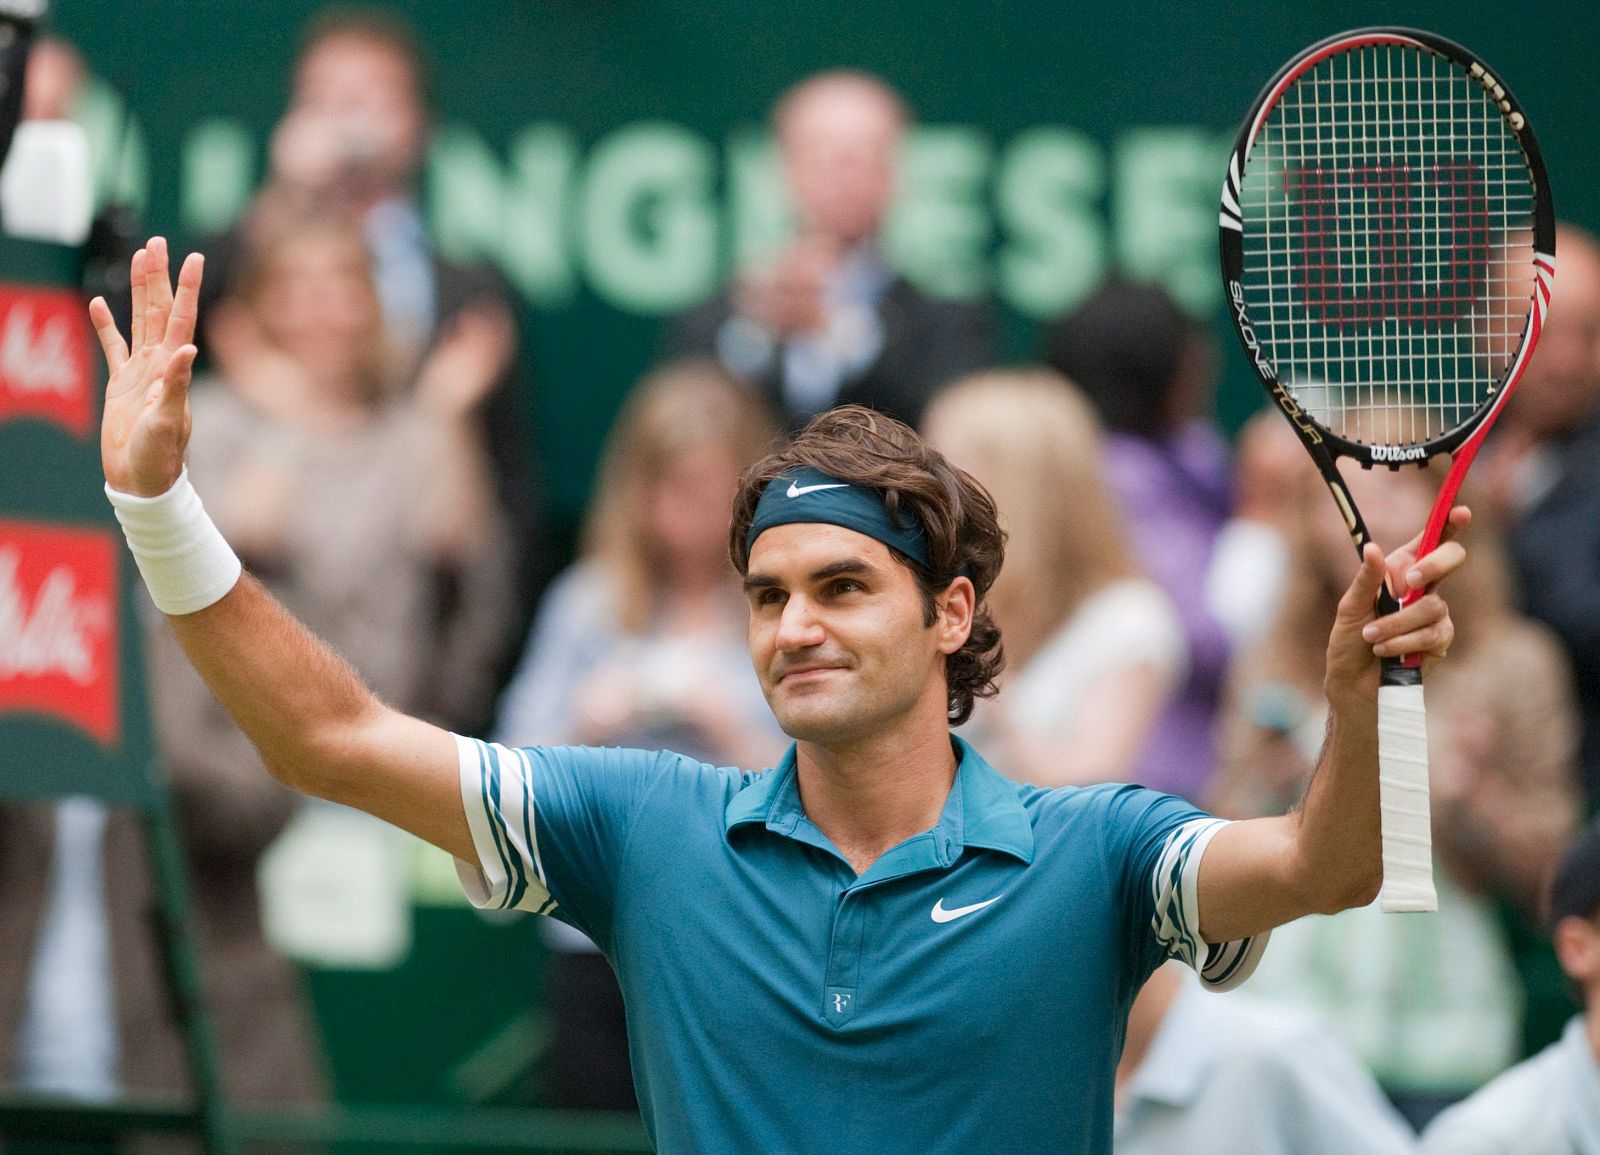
[
  {"x1": 1046, "y1": 279, "x2": 1237, "y2": 803},
  {"x1": 922, "y1": 369, "x2": 1185, "y2": 787},
  {"x1": 495, "y1": 359, "x2": 788, "y2": 1109},
  {"x1": 1209, "y1": 435, "x2": 1582, "y2": 1128},
  {"x1": 125, "y1": 199, "x2": 517, "y2": 1105}
]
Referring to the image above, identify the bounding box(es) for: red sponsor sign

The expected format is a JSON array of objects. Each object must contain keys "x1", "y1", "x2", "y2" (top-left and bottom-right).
[
  {"x1": 0, "y1": 285, "x2": 95, "y2": 438},
  {"x1": 0, "y1": 521, "x2": 119, "y2": 746}
]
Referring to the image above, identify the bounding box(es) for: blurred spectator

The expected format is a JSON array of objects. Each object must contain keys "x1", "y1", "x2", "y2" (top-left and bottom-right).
[
  {"x1": 495, "y1": 359, "x2": 788, "y2": 1109},
  {"x1": 19, "y1": 34, "x2": 76, "y2": 123},
  {"x1": 1114, "y1": 963, "x2": 1416, "y2": 1154},
  {"x1": 922, "y1": 369, "x2": 1184, "y2": 786},
  {"x1": 1420, "y1": 819, "x2": 1600, "y2": 1154},
  {"x1": 669, "y1": 70, "x2": 994, "y2": 431},
  {"x1": 193, "y1": 201, "x2": 517, "y2": 732},
  {"x1": 200, "y1": 7, "x2": 545, "y2": 691},
  {"x1": 1210, "y1": 450, "x2": 1581, "y2": 1126},
  {"x1": 1045, "y1": 279, "x2": 1237, "y2": 803},
  {"x1": 1478, "y1": 222, "x2": 1600, "y2": 807},
  {"x1": 20, "y1": 33, "x2": 146, "y2": 217},
  {"x1": 132, "y1": 203, "x2": 510, "y2": 1102},
  {"x1": 20, "y1": 33, "x2": 146, "y2": 325}
]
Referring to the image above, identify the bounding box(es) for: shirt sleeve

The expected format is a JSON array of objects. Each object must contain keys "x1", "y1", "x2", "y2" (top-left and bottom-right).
[
  {"x1": 1102, "y1": 785, "x2": 1270, "y2": 992},
  {"x1": 452, "y1": 735, "x2": 672, "y2": 949}
]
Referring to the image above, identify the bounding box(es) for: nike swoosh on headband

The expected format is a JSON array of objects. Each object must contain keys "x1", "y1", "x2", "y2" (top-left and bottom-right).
[{"x1": 787, "y1": 481, "x2": 850, "y2": 498}]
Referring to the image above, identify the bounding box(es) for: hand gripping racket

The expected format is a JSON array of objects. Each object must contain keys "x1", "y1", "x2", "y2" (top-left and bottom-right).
[{"x1": 1219, "y1": 28, "x2": 1554, "y2": 912}]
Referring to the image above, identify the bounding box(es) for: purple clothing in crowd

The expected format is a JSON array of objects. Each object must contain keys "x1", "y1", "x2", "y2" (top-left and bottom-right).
[{"x1": 1103, "y1": 422, "x2": 1234, "y2": 803}]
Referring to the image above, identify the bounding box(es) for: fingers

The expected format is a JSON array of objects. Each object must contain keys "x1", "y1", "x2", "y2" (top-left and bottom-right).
[
  {"x1": 1363, "y1": 585, "x2": 1452, "y2": 646},
  {"x1": 157, "y1": 344, "x2": 199, "y2": 415},
  {"x1": 1394, "y1": 504, "x2": 1472, "y2": 561},
  {"x1": 129, "y1": 246, "x2": 147, "y2": 350},
  {"x1": 1386, "y1": 505, "x2": 1473, "y2": 598},
  {"x1": 1336, "y1": 542, "x2": 1388, "y2": 623},
  {"x1": 161, "y1": 252, "x2": 205, "y2": 353},
  {"x1": 1399, "y1": 540, "x2": 1467, "y2": 594},
  {"x1": 1371, "y1": 617, "x2": 1453, "y2": 660},
  {"x1": 88, "y1": 296, "x2": 128, "y2": 373},
  {"x1": 144, "y1": 236, "x2": 175, "y2": 351},
  {"x1": 1440, "y1": 504, "x2": 1472, "y2": 543}
]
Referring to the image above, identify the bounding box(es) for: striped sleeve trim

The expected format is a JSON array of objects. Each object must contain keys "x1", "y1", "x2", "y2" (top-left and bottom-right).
[
  {"x1": 1150, "y1": 817, "x2": 1270, "y2": 992},
  {"x1": 452, "y1": 735, "x2": 557, "y2": 916}
]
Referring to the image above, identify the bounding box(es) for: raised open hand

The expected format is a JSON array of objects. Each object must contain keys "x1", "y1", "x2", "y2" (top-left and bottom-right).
[
  {"x1": 90, "y1": 236, "x2": 205, "y2": 497},
  {"x1": 412, "y1": 299, "x2": 516, "y2": 421}
]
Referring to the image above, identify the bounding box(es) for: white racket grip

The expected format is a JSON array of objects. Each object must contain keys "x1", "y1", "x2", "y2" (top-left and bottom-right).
[{"x1": 1377, "y1": 681, "x2": 1436, "y2": 912}]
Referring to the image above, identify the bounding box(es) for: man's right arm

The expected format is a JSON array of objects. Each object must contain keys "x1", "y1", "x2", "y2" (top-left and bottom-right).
[
  {"x1": 166, "y1": 572, "x2": 471, "y2": 860},
  {"x1": 92, "y1": 236, "x2": 471, "y2": 862}
]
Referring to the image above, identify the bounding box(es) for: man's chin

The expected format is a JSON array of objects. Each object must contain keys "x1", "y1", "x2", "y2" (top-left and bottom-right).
[{"x1": 769, "y1": 693, "x2": 858, "y2": 746}]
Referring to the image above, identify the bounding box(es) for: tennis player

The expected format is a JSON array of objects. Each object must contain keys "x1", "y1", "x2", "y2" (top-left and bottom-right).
[{"x1": 93, "y1": 238, "x2": 1464, "y2": 1154}]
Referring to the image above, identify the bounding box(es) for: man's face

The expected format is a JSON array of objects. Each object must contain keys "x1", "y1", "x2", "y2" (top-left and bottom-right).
[
  {"x1": 778, "y1": 85, "x2": 902, "y2": 245},
  {"x1": 22, "y1": 39, "x2": 85, "y2": 123},
  {"x1": 289, "y1": 33, "x2": 426, "y2": 190},
  {"x1": 1513, "y1": 234, "x2": 1600, "y2": 439},
  {"x1": 743, "y1": 524, "x2": 966, "y2": 746}
]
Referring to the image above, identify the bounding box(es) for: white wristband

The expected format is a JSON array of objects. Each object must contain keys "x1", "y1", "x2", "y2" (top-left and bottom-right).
[{"x1": 105, "y1": 468, "x2": 243, "y2": 615}]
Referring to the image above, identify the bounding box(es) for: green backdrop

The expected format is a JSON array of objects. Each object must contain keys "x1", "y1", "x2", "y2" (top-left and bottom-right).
[{"x1": 49, "y1": 0, "x2": 1592, "y2": 539}]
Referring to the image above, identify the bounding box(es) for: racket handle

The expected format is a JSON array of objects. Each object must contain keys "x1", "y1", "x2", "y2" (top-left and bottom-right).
[{"x1": 1377, "y1": 670, "x2": 1436, "y2": 912}]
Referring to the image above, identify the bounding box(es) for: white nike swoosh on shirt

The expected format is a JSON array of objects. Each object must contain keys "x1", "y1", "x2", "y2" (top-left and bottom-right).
[
  {"x1": 787, "y1": 481, "x2": 850, "y2": 497},
  {"x1": 930, "y1": 895, "x2": 1002, "y2": 923}
]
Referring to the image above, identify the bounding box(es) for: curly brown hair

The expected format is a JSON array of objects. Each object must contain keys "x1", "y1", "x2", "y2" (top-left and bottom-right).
[{"x1": 729, "y1": 405, "x2": 1006, "y2": 725}]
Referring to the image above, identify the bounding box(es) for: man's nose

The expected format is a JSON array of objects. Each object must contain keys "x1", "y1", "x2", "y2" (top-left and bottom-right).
[{"x1": 775, "y1": 594, "x2": 826, "y2": 651}]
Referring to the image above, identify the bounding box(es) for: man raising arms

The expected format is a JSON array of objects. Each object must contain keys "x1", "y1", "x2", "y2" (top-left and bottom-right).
[{"x1": 92, "y1": 239, "x2": 1464, "y2": 1154}]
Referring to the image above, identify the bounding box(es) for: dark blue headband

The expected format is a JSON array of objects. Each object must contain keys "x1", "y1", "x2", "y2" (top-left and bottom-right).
[{"x1": 745, "y1": 466, "x2": 932, "y2": 568}]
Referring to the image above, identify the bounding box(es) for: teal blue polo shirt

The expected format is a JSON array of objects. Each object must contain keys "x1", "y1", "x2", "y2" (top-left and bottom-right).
[{"x1": 454, "y1": 734, "x2": 1267, "y2": 1155}]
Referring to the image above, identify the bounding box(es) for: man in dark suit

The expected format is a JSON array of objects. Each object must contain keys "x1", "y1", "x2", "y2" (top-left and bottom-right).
[
  {"x1": 669, "y1": 71, "x2": 994, "y2": 431},
  {"x1": 1482, "y1": 221, "x2": 1600, "y2": 806}
]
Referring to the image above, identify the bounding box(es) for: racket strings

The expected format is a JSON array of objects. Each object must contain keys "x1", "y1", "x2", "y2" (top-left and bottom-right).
[{"x1": 1238, "y1": 42, "x2": 1538, "y2": 449}]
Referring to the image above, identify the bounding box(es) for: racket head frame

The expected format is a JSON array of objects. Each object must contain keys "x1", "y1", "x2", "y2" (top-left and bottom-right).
[{"x1": 1219, "y1": 26, "x2": 1555, "y2": 562}]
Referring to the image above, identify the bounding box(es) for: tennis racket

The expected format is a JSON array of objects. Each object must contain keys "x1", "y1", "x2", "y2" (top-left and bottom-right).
[{"x1": 1219, "y1": 27, "x2": 1554, "y2": 913}]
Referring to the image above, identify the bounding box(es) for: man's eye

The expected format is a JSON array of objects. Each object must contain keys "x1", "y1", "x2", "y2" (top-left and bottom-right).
[
  {"x1": 756, "y1": 588, "x2": 786, "y2": 606},
  {"x1": 830, "y1": 579, "x2": 862, "y2": 596}
]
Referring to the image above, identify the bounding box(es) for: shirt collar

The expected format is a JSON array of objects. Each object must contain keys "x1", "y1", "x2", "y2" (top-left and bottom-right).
[{"x1": 724, "y1": 734, "x2": 1034, "y2": 866}]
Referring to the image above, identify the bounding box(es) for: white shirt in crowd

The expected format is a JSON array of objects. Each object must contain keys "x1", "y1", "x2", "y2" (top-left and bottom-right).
[
  {"x1": 1420, "y1": 1015, "x2": 1600, "y2": 1155},
  {"x1": 1115, "y1": 967, "x2": 1416, "y2": 1155},
  {"x1": 966, "y1": 576, "x2": 1186, "y2": 751}
]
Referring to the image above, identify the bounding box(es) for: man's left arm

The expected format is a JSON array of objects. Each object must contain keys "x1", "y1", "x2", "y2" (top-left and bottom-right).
[{"x1": 1196, "y1": 515, "x2": 1468, "y2": 943}]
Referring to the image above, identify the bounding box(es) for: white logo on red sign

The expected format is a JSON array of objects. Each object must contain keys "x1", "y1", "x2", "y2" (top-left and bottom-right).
[
  {"x1": 0, "y1": 285, "x2": 94, "y2": 438},
  {"x1": 0, "y1": 551, "x2": 105, "y2": 683},
  {"x1": 0, "y1": 522, "x2": 119, "y2": 745},
  {"x1": 2, "y1": 302, "x2": 80, "y2": 396}
]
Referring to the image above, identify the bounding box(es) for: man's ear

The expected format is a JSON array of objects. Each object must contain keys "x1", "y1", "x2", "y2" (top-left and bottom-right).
[
  {"x1": 934, "y1": 575, "x2": 975, "y2": 656},
  {"x1": 1553, "y1": 913, "x2": 1600, "y2": 987}
]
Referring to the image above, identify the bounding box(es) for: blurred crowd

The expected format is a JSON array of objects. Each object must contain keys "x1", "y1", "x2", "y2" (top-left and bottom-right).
[{"x1": 3, "y1": 8, "x2": 1600, "y2": 1151}]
